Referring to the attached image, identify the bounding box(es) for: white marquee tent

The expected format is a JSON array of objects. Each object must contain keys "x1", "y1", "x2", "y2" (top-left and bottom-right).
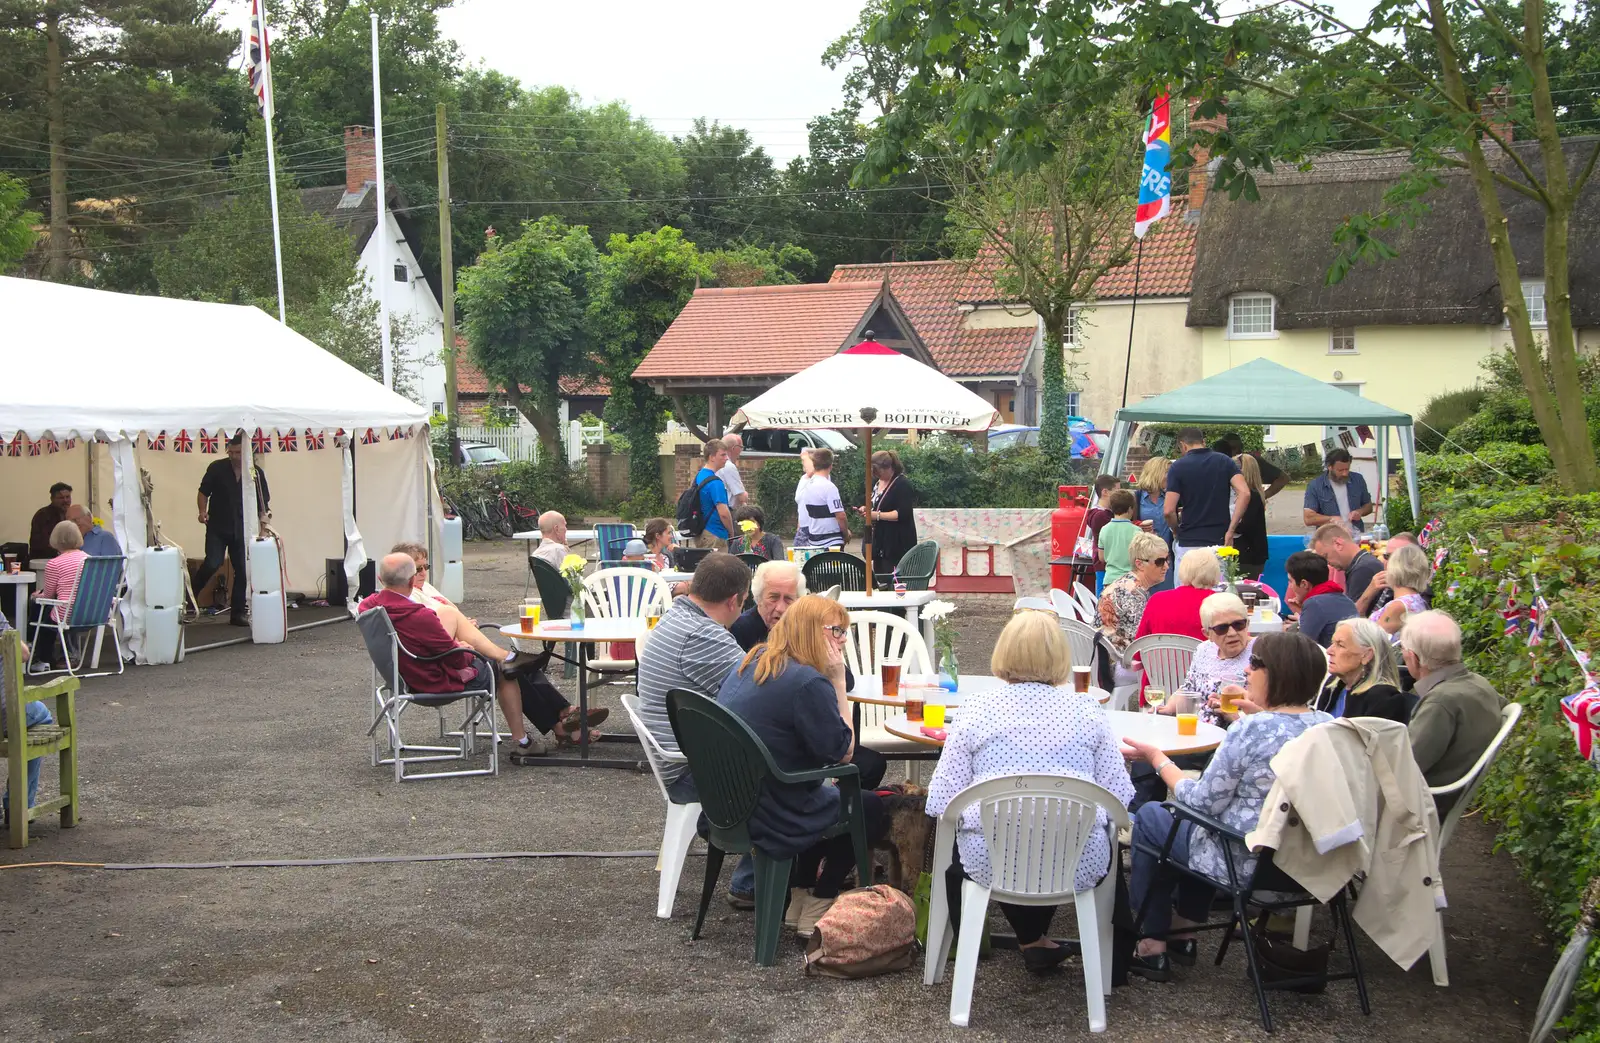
[{"x1": 0, "y1": 277, "x2": 436, "y2": 663}]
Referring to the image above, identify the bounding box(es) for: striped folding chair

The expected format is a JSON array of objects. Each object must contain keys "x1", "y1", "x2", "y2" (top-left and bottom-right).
[
  {"x1": 594, "y1": 522, "x2": 636, "y2": 563},
  {"x1": 28, "y1": 555, "x2": 126, "y2": 678}
]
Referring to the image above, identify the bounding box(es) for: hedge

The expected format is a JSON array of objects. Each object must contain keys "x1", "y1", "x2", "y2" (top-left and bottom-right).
[
  {"x1": 1387, "y1": 443, "x2": 1568, "y2": 531},
  {"x1": 437, "y1": 458, "x2": 590, "y2": 521},
  {"x1": 1434, "y1": 512, "x2": 1600, "y2": 1039},
  {"x1": 753, "y1": 442, "x2": 1100, "y2": 534}
]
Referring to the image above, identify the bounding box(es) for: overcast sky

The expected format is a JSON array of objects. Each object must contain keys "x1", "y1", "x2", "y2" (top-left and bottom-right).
[{"x1": 436, "y1": 0, "x2": 866, "y2": 162}]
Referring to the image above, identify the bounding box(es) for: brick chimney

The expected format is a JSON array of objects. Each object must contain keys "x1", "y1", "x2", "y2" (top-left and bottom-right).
[
  {"x1": 344, "y1": 126, "x2": 376, "y2": 195},
  {"x1": 1185, "y1": 99, "x2": 1226, "y2": 220},
  {"x1": 1481, "y1": 86, "x2": 1513, "y2": 145}
]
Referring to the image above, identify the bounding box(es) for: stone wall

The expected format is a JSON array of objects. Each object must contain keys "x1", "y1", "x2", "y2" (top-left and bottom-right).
[{"x1": 584, "y1": 443, "x2": 630, "y2": 505}]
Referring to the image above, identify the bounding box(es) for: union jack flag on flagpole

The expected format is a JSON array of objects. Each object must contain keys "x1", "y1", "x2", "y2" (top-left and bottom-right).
[{"x1": 242, "y1": 0, "x2": 288, "y2": 324}]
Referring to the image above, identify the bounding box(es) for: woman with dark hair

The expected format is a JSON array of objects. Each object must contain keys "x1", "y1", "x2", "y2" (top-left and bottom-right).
[
  {"x1": 641, "y1": 517, "x2": 676, "y2": 572},
  {"x1": 1231, "y1": 454, "x2": 1270, "y2": 580},
  {"x1": 732, "y1": 504, "x2": 785, "y2": 560},
  {"x1": 1121, "y1": 631, "x2": 1333, "y2": 980},
  {"x1": 860, "y1": 449, "x2": 918, "y2": 580}
]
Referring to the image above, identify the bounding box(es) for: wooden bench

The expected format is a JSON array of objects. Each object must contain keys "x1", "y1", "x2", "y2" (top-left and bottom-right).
[{"x1": 2, "y1": 628, "x2": 80, "y2": 848}]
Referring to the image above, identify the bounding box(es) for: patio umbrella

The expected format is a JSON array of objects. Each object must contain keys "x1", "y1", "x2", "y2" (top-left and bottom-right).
[{"x1": 731, "y1": 339, "x2": 1000, "y2": 592}]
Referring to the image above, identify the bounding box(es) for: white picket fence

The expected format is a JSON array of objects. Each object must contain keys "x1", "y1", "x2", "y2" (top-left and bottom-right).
[{"x1": 458, "y1": 421, "x2": 605, "y2": 467}]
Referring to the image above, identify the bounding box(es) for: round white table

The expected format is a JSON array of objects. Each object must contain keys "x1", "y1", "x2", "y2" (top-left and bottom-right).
[
  {"x1": 0, "y1": 571, "x2": 36, "y2": 632},
  {"x1": 849, "y1": 675, "x2": 1109, "y2": 707},
  {"x1": 883, "y1": 706, "x2": 1225, "y2": 754},
  {"x1": 499, "y1": 618, "x2": 648, "y2": 769}
]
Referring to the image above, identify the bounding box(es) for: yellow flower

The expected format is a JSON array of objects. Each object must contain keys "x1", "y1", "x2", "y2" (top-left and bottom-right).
[
  {"x1": 738, "y1": 519, "x2": 757, "y2": 533},
  {"x1": 559, "y1": 553, "x2": 587, "y2": 577},
  {"x1": 1215, "y1": 546, "x2": 1240, "y2": 559}
]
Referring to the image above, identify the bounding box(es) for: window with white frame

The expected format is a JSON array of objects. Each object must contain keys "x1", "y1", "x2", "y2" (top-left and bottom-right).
[
  {"x1": 1329, "y1": 327, "x2": 1357, "y2": 354},
  {"x1": 1229, "y1": 293, "x2": 1276, "y2": 337},
  {"x1": 1065, "y1": 391, "x2": 1081, "y2": 415},
  {"x1": 1263, "y1": 424, "x2": 1278, "y2": 443},
  {"x1": 1064, "y1": 306, "x2": 1081, "y2": 350},
  {"x1": 1521, "y1": 279, "x2": 1547, "y2": 327}
]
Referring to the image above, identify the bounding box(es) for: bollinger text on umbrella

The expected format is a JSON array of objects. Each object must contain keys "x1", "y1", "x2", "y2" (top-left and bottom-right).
[{"x1": 748, "y1": 409, "x2": 978, "y2": 428}]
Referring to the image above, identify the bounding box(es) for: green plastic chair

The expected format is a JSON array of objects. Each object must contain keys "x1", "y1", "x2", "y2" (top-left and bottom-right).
[
  {"x1": 2, "y1": 628, "x2": 80, "y2": 848},
  {"x1": 893, "y1": 539, "x2": 940, "y2": 590},
  {"x1": 530, "y1": 557, "x2": 572, "y2": 619},
  {"x1": 665, "y1": 687, "x2": 871, "y2": 966}
]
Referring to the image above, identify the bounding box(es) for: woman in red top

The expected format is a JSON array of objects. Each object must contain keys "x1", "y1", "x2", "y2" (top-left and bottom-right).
[
  {"x1": 1132, "y1": 546, "x2": 1220, "y2": 643},
  {"x1": 31, "y1": 520, "x2": 87, "y2": 668}
]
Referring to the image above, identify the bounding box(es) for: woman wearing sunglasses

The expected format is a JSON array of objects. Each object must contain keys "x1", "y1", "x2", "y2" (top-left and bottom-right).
[
  {"x1": 1122, "y1": 630, "x2": 1333, "y2": 981},
  {"x1": 1099, "y1": 530, "x2": 1172, "y2": 689},
  {"x1": 1170, "y1": 593, "x2": 1255, "y2": 725}
]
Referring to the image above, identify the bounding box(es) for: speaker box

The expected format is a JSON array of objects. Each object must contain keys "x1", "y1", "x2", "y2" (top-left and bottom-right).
[{"x1": 325, "y1": 559, "x2": 377, "y2": 605}]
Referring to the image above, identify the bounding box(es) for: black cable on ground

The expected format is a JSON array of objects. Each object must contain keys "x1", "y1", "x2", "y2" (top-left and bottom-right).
[{"x1": 3, "y1": 849, "x2": 680, "y2": 872}]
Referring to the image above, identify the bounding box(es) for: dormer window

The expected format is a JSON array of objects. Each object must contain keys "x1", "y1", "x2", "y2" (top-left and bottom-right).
[{"x1": 1229, "y1": 293, "x2": 1276, "y2": 338}]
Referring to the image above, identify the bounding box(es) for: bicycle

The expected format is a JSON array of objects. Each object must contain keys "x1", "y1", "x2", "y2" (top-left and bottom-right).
[
  {"x1": 442, "y1": 493, "x2": 496, "y2": 541},
  {"x1": 488, "y1": 489, "x2": 539, "y2": 537}
]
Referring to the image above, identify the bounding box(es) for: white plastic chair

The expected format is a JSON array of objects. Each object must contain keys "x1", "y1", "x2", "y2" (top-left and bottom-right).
[
  {"x1": 924, "y1": 775, "x2": 1130, "y2": 1032},
  {"x1": 1072, "y1": 581, "x2": 1099, "y2": 620},
  {"x1": 1049, "y1": 588, "x2": 1090, "y2": 623},
  {"x1": 1013, "y1": 596, "x2": 1058, "y2": 615},
  {"x1": 1058, "y1": 617, "x2": 1102, "y2": 678},
  {"x1": 1121, "y1": 633, "x2": 1199, "y2": 695},
  {"x1": 582, "y1": 567, "x2": 670, "y2": 676},
  {"x1": 621, "y1": 693, "x2": 701, "y2": 920}
]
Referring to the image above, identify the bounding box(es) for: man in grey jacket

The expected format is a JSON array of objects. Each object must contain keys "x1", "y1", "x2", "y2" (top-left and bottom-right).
[{"x1": 1402, "y1": 611, "x2": 1507, "y2": 815}]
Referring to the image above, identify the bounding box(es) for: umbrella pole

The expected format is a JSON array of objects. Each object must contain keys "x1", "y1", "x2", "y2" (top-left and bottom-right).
[{"x1": 863, "y1": 426, "x2": 874, "y2": 596}]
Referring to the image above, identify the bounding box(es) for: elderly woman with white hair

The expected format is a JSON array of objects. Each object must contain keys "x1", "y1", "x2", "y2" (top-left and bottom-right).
[
  {"x1": 1170, "y1": 593, "x2": 1253, "y2": 725},
  {"x1": 1099, "y1": 530, "x2": 1172, "y2": 689},
  {"x1": 1371, "y1": 543, "x2": 1432, "y2": 638},
  {"x1": 1133, "y1": 547, "x2": 1223, "y2": 644},
  {"x1": 1313, "y1": 617, "x2": 1410, "y2": 722}
]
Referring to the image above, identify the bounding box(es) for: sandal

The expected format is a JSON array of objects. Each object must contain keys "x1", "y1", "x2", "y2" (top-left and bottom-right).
[{"x1": 555, "y1": 707, "x2": 609, "y2": 744}]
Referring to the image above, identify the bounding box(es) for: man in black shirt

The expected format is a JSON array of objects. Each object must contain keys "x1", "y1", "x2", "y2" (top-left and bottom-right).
[{"x1": 194, "y1": 433, "x2": 270, "y2": 626}]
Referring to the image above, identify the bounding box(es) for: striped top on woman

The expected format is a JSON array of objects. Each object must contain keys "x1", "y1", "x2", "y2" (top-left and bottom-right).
[{"x1": 39, "y1": 548, "x2": 87, "y2": 622}]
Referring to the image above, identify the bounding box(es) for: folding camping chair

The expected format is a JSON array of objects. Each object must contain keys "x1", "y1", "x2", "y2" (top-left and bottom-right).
[{"x1": 27, "y1": 555, "x2": 126, "y2": 678}]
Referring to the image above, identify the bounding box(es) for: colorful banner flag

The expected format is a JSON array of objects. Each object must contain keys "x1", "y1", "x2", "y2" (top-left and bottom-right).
[
  {"x1": 1134, "y1": 93, "x2": 1172, "y2": 239},
  {"x1": 243, "y1": 0, "x2": 273, "y2": 120}
]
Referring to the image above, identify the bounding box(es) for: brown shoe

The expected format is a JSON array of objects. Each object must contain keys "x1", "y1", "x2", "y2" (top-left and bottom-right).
[
  {"x1": 794, "y1": 893, "x2": 836, "y2": 938},
  {"x1": 784, "y1": 887, "x2": 808, "y2": 931}
]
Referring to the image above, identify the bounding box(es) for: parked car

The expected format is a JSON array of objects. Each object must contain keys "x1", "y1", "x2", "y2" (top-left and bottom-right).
[
  {"x1": 738, "y1": 428, "x2": 855, "y2": 455},
  {"x1": 986, "y1": 424, "x2": 1109, "y2": 458},
  {"x1": 456, "y1": 440, "x2": 512, "y2": 467}
]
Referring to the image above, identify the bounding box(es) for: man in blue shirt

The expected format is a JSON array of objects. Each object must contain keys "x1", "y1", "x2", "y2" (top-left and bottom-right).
[
  {"x1": 1303, "y1": 448, "x2": 1374, "y2": 533},
  {"x1": 1162, "y1": 428, "x2": 1251, "y2": 570},
  {"x1": 66, "y1": 505, "x2": 121, "y2": 558},
  {"x1": 1285, "y1": 550, "x2": 1358, "y2": 647},
  {"x1": 693, "y1": 439, "x2": 736, "y2": 550}
]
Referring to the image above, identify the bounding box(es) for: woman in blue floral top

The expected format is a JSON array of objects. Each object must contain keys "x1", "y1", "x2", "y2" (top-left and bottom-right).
[{"x1": 1120, "y1": 631, "x2": 1333, "y2": 981}]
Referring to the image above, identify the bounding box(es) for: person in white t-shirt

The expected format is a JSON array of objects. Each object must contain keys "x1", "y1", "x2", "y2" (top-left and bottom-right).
[
  {"x1": 799, "y1": 447, "x2": 850, "y2": 550},
  {"x1": 794, "y1": 447, "x2": 816, "y2": 546},
  {"x1": 718, "y1": 433, "x2": 748, "y2": 508}
]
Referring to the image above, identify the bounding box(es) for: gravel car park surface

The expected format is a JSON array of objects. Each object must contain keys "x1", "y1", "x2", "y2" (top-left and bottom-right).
[{"x1": 1, "y1": 542, "x2": 1549, "y2": 1042}]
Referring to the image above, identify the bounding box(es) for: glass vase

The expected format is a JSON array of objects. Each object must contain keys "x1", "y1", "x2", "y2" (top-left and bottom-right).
[
  {"x1": 570, "y1": 595, "x2": 586, "y2": 628},
  {"x1": 938, "y1": 647, "x2": 959, "y2": 693}
]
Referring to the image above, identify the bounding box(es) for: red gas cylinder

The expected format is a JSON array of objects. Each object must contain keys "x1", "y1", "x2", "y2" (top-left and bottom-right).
[{"x1": 1051, "y1": 484, "x2": 1089, "y2": 591}]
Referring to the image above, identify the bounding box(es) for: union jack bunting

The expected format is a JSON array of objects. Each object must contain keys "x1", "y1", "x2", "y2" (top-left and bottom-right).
[
  {"x1": 6, "y1": 435, "x2": 21, "y2": 457},
  {"x1": 26, "y1": 438, "x2": 40, "y2": 456},
  {"x1": 360, "y1": 428, "x2": 379, "y2": 445},
  {"x1": 42, "y1": 437, "x2": 58, "y2": 454},
  {"x1": 279, "y1": 430, "x2": 298, "y2": 452},
  {"x1": 199, "y1": 429, "x2": 219, "y2": 454},
  {"x1": 304, "y1": 430, "x2": 325, "y2": 450},
  {"x1": 173, "y1": 430, "x2": 193, "y2": 453},
  {"x1": 391, "y1": 427, "x2": 406, "y2": 440},
  {"x1": 63, "y1": 438, "x2": 76, "y2": 451},
  {"x1": 148, "y1": 432, "x2": 166, "y2": 451},
  {"x1": 251, "y1": 429, "x2": 272, "y2": 454}
]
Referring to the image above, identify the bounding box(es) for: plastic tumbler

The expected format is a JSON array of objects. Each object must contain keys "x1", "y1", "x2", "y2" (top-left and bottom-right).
[{"x1": 924, "y1": 703, "x2": 946, "y2": 729}]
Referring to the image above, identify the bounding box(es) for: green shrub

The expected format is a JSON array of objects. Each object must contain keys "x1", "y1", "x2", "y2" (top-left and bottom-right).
[
  {"x1": 438, "y1": 458, "x2": 589, "y2": 520},
  {"x1": 1434, "y1": 516, "x2": 1600, "y2": 1039},
  {"x1": 1415, "y1": 387, "x2": 1487, "y2": 452},
  {"x1": 1417, "y1": 442, "x2": 1556, "y2": 488}
]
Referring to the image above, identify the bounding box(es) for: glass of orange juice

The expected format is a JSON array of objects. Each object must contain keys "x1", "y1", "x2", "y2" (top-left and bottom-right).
[{"x1": 1173, "y1": 692, "x2": 1199, "y2": 736}]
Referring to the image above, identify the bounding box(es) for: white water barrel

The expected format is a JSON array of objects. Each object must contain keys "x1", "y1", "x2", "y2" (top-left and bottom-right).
[
  {"x1": 439, "y1": 516, "x2": 465, "y2": 603},
  {"x1": 142, "y1": 546, "x2": 184, "y2": 665},
  {"x1": 248, "y1": 537, "x2": 286, "y2": 645}
]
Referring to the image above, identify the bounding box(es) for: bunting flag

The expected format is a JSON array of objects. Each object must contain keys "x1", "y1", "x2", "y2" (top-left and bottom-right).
[
  {"x1": 41, "y1": 437, "x2": 58, "y2": 454},
  {"x1": 390, "y1": 427, "x2": 406, "y2": 441},
  {"x1": 6, "y1": 436, "x2": 21, "y2": 458},
  {"x1": 360, "y1": 428, "x2": 380, "y2": 445},
  {"x1": 251, "y1": 428, "x2": 272, "y2": 454},
  {"x1": 173, "y1": 430, "x2": 193, "y2": 453},
  {"x1": 26, "y1": 439, "x2": 41, "y2": 457},
  {"x1": 148, "y1": 431, "x2": 166, "y2": 451},
  {"x1": 1356, "y1": 425, "x2": 1374, "y2": 443},
  {"x1": 200, "y1": 429, "x2": 219, "y2": 454},
  {"x1": 63, "y1": 438, "x2": 76, "y2": 451},
  {"x1": 1134, "y1": 93, "x2": 1173, "y2": 238},
  {"x1": 278, "y1": 430, "x2": 298, "y2": 452},
  {"x1": 1339, "y1": 429, "x2": 1357, "y2": 449},
  {"x1": 305, "y1": 430, "x2": 325, "y2": 450},
  {"x1": 1302, "y1": 442, "x2": 1320, "y2": 459},
  {"x1": 1418, "y1": 516, "x2": 1443, "y2": 548}
]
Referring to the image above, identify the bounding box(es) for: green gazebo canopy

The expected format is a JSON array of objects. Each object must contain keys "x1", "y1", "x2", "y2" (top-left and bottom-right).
[{"x1": 1115, "y1": 358, "x2": 1412, "y2": 426}]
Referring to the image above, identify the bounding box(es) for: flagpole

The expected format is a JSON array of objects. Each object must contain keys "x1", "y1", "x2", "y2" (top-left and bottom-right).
[
  {"x1": 371, "y1": 13, "x2": 393, "y2": 391},
  {"x1": 1118, "y1": 237, "x2": 1144, "y2": 409},
  {"x1": 259, "y1": 0, "x2": 286, "y2": 325}
]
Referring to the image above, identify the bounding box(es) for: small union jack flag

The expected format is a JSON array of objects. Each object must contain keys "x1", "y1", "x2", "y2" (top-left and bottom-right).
[
  {"x1": 173, "y1": 430, "x2": 193, "y2": 453},
  {"x1": 305, "y1": 430, "x2": 325, "y2": 450},
  {"x1": 7, "y1": 435, "x2": 22, "y2": 457},
  {"x1": 391, "y1": 427, "x2": 406, "y2": 441},
  {"x1": 26, "y1": 438, "x2": 40, "y2": 456},
  {"x1": 42, "y1": 437, "x2": 59, "y2": 454},
  {"x1": 360, "y1": 428, "x2": 379, "y2": 445},
  {"x1": 279, "y1": 430, "x2": 298, "y2": 452},
  {"x1": 149, "y1": 431, "x2": 166, "y2": 451},
  {"x1": 199, "y1": 429, "x2": 219, "y2": 454},
  {"x1": 63, "y1": 438, "x2": 76, "y2": 451},
  {"x1": 251, "y1": 429, "x2": 272, "y2": 454}
]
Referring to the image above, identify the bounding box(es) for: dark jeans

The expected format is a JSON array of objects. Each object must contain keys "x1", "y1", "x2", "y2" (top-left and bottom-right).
[
  {"x1": 793, "y1": 790, "x2": 886, "y2": 898},
  {"x1": 1128, "y1": 802, "x2": 1216, "y2": 940},
  {"x1": 194, "y1": 528, "x2": 247, "y2": 620},
  {"x1": 945, "y1": 846, "x2": 1057, "y2": 944},
  {"x1": 509, "y1": 653, "x2": 568, "y2": 734},
  {"x1": 27, "y1": 602, "x2": 67, "y2": 666}
]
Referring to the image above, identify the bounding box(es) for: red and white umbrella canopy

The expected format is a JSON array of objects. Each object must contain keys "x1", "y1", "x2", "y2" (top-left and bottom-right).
[{"x1": 730, "y1": 341, "x2": 1000, "y2": 432}]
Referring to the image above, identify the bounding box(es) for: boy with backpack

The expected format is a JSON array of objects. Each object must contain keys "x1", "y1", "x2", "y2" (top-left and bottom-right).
[{"x1": 677, "y1": 439, "x2": 736, "y2": 550}]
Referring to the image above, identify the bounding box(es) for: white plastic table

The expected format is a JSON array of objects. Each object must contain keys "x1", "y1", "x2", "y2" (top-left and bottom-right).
[
  {"x1": 500, "y1": 618, "x2": 647, "y2": 769},
  {"x1": 848, "y1": 675, "x2": 1108, "y2": 707},
  {"x1": 1248, "y1": 609, "x2": 1285, "y2": 635},
  {"x1": 0, "y1": 571, "x2": 36, "y2": 632},
  {"x1": 838, "y1": 589, "x2": 940, "y2": 649},
  {"x1": 884, "y1": 706, "x2": 1225, "y2": 754},
  {"x1": 512, "y1": 529, "x2": 599, "y2": 544}
]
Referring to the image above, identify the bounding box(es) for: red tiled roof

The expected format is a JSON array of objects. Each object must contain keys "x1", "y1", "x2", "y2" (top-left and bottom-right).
[
  {"x1": 956, "y1": 208, "x2": 1199, "y2": 302},
  {"x1": 632, "y1": 282, "x2": 883, "y2": 381},
  {"x1": 830, "y1": 260, "x2": 1034, "y2": 378},
  {"x1": 454, "y1": 341, "x2": 609, "y2": 398}
]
